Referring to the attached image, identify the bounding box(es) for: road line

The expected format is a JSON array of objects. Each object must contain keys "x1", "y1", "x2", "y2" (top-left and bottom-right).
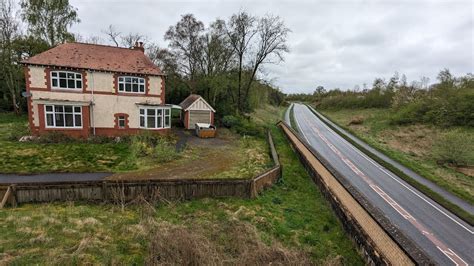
[
  {"x1": 306, "y1": 105, "x2": 474, "y2": 234},
  {"x1": 295, "y1": 104, "x2": 468, "y2": 265}
]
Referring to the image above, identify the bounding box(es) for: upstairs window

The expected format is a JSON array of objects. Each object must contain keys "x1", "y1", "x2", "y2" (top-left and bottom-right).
[
  {"x1": 118, "y1": 76, "x2": 145, "y2": 93},
  {"x1": 51, "y1": 71, "x2": 82, "y2": 90}
]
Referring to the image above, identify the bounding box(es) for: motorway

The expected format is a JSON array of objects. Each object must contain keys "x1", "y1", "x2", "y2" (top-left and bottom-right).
[{"x1": 291, "y1": 103, "x2": 473, "y2": 265}]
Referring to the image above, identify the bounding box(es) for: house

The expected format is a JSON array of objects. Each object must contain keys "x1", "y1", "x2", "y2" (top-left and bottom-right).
[
  {"x1": 179, "y1": 94, "x2": 215, "y2": 129},
  {"x1": 21, "y1": 42, "x2": 170, "y2": 138}
]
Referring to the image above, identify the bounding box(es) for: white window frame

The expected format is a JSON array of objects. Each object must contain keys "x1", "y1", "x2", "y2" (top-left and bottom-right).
[
  {"x1": 50, "y1": 71, "x2": 83, "y2": 90},
  {"x1": 118, "y1": 76, "x2": 146, "y2": 93},
  {"x1": 139, "y1": 107, "x2": 171, "y2": 129},
  {"x1": 44, "y1": 104, "x2": 83, "y2": 128},
  {"x1": 117, "y1": 116, "x2": 126, "y2": 128}
]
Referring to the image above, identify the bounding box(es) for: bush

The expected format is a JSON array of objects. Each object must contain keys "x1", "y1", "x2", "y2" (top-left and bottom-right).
[
  {"x1": 153, "y1": 138, "x2": 180, "y2": 163},
  {"x1": 130, "y1": 132, "x2": 180, "y2": 162},
  {"x1": 389, "y1": 101, "x2": 429, "y2": 125},
  {"x1": 36, "y1": 131, "x2": 74, "y2": 143},
  {"x1": 433, "y1": 130, "x2": 474, "y2": 166},
  {"x1": 222, "y1": 115, "x2": 241, "y2": 128},
  {"x1": 221, "y1": 115, "x2": 264, "y2": 137}
]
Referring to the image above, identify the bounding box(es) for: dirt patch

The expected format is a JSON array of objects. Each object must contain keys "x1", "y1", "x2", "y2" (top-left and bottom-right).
[
  {"x1": 451, "y1": 165, "x2": 474, "y2": 177},
  {"x1": 145, "y1": 220, "x2": 313, "y2": 265},
  {"x1": 378, "y1": 124, "x2": 436, "y2": 158}
]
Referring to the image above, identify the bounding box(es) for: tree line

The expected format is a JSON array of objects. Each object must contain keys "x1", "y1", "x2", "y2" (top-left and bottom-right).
[
  {"x1": 288, "y1": 70, "x2": 474, "y2": 127},
  {"x1": 0, "y1": 0, "x2": 288, "y2": 116}
]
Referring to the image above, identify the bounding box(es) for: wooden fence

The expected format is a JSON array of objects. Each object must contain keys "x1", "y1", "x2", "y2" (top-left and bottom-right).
[{"x1": 0, "y1": 132, "x2": 281, "y2": 208}]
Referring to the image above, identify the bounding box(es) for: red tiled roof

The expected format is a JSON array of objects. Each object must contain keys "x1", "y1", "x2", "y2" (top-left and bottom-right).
[{"x1": 21, "y1": 42, "x2": 163, "y2": 76}]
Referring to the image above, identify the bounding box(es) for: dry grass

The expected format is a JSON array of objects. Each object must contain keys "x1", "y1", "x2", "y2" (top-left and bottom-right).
[{"x1": 146, "y1": 220, "x2": 313, "y2": 265}]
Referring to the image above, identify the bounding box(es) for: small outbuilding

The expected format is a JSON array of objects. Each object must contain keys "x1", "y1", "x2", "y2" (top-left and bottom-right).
[{"x1": 179, "y1": 94, "x2": 216, "y2": 129}]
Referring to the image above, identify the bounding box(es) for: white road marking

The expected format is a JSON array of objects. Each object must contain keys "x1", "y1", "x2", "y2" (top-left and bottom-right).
[
  {"x1": 294, "y1": 104, "x2": 469, "y2": 265},
  {"x1": 306, "y1": 105, "x2": 474, "y2": 235}
]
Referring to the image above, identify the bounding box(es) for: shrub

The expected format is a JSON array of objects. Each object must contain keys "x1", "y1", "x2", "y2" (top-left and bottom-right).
[
  {"x1": 130, "y1": 132, "x2": 159, "y2": 157},
  {"x1": 222, "y1": 115, "x2": 241, "y2": 128},
  {"x1": 221, "y1": 115, "x2": 264, "y2": 137},
  {"x1": 153, "y1": 138, "x2": 180, "y2": 163},
  {"x1": 36, "y1": 131, "x2": 74, "y2": 143},
  {"x1": 130, "y1": 132, "x2": 180, "y2": 162},
  {"x1": 389, "y1": 101, "x2": 429, "y2": 125},
  {"x1": 433, "y1": 130, "x2": 474, "y2": 166}
]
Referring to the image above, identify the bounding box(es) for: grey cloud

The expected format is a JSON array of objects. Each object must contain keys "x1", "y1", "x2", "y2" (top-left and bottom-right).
[{"x1": 70, "y1": 0, "x2": 473, "y2": 94}]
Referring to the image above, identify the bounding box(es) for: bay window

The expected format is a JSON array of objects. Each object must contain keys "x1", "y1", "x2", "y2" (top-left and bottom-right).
[
  {"x1": 51, "y1": 71, "x2": 82, "y2": 90},
  {"x1": 139, "y1": 107, "x2": 171, "y2": 129},
  {"x1": 45, "y1": 105, "x2": 82, "y2": 128},
  {"x1": 118, "y1": 76, "x2": 145, "y2": 93}
]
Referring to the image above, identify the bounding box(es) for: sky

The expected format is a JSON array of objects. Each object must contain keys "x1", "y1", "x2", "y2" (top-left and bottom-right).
[{"x1": 69, "y1": 0, "x2": 473, "y2": 94}]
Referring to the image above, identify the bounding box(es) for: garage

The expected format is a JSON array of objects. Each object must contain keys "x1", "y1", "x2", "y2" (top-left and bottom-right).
[{"x1": 179, "y1": 94, "x2": 216, "y2": 129}]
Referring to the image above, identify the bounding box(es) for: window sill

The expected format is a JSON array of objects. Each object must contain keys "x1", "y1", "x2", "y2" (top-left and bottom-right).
[{"x1": 51, "y1": 88, "x2": 83, "y2": 92}]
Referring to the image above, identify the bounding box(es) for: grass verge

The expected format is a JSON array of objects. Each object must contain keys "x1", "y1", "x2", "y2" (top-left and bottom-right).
[
  {"x1": 289, "y1": 104, "x2": 299, "y2": 131},
  {"x1": 306, "y1": 105, "x2": 474, "y2": 225}
]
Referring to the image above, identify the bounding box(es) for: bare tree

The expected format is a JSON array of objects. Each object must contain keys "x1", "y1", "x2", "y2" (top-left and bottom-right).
[
  {"x1": 146, "y1": 43, "x2": 177, "y2": 73},
  {"x1": 0, "y1": 0, "x2": 22, "y2": 114},
  {"x1": 200, "y1": 19, "x2": 234, "y2": 76},
  {"x1": 165, "y1": 14, "x2": 205, "y2": 91},
  {"x1": 102, "y1": 24, "x2": 120, "y2": 46},
  {"x1": 74, "y1": 33, "x2": 102, "y2": 44},
  {"x1": 242, "y1": 14, "x2": 289, "y2": 110},
  {"x1": 225, "y1": 11, "x2": 257, "y2": 111},
  {"x1": 120, "y1": 32, "x2": 148, "y2": 48}
]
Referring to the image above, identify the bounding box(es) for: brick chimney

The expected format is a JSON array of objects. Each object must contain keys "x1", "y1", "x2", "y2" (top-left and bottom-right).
[{"x1": 133, "y1": 41, "x2": 144, "y2": 52}]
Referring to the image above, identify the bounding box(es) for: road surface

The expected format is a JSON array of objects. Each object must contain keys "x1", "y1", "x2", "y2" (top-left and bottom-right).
[
  {"x1": 310, "y1": 106, "x2": 473, "y2": 214},
  {"x1": 0, "y1": 173, "x2": 110, "y2": 184},
  {"x1": 292, "y1": 103, "x2": 473, "y2": 265}
]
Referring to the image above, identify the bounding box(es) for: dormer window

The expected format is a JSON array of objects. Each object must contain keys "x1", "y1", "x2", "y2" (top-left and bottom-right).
[
  {"x1": 118, "y1": 76, "x2": 145, "y2": 93},
  {"x1": 51, "y1": 71, "x2": 82, "y2": 90}
]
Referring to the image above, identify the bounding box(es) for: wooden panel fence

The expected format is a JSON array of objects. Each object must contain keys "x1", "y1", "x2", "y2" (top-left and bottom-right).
[{"x1": 0, "y1": 131, "x2": 281, "y2": 207}]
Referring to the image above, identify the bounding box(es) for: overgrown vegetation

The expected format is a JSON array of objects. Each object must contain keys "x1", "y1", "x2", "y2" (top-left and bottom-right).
[
  {"x1": 130, "y1": 132, "x2": 180, "y2": 163},
  {"x1": 0, "y1": 113, "x2": 270, "y2": 178},
  {"x1": 289, "y1": 70, "x2": 473, "y2": 128},
  {"x1": 318, "y1": 108, "x2": 474, "y2": 224},
  {"x1": 433, "y1": 130, "x2": 474, "y2": 166},
  {"x1": 0, "y1": 106, "x2": 363, "y2": 264}
]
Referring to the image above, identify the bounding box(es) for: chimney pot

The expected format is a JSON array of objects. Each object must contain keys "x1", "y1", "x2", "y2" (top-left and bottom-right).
[{"x1": 134, "y1": 41, "x2": 145, "y2": 52}]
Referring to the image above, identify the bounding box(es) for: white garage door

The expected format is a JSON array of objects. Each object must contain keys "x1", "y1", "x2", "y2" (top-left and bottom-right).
[{"x1": 189, "y1": 110, "x2": 211, "y2": 129}]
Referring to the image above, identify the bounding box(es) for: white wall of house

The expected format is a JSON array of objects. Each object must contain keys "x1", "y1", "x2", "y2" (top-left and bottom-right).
[{"x1": 28, "y1": 66, "x2": 163, "y2": 129}]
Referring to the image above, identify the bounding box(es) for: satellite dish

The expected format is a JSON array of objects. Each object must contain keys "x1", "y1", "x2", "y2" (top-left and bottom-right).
[{"x1": 21, "y1": 91, "x2": 32, "y2": 98}]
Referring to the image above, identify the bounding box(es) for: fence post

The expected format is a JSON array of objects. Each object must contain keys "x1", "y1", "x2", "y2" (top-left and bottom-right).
[
  {"x1": 10, "y1": 185, "x2": 17, "y2": 208},
  {"x1": 102, "y1": 181, "x2": 108, "y2": 202}
]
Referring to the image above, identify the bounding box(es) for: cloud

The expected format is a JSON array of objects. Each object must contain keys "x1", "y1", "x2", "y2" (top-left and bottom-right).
[{"x1": 70, "y1": 0, "x2": 473, "y2": 94}]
